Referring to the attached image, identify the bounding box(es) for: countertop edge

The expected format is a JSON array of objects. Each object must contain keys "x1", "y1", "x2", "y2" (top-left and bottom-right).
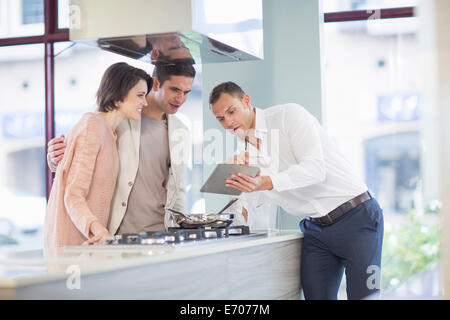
[{"x1": 0, "y1": 231, "x2": 303, "y2": 288}]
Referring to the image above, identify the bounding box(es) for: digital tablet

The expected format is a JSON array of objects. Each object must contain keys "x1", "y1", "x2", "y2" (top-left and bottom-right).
[{"x1": 200, "y1": 164, "x2": 260, "y2": 196}]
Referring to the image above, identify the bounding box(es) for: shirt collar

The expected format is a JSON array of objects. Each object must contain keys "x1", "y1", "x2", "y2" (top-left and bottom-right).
[
  {"x1": 236, "y1": 107, "x2": 268, "y2": 149},
  {"x1": 254, "y1": 107, "x2": 268, "y2": 139}
]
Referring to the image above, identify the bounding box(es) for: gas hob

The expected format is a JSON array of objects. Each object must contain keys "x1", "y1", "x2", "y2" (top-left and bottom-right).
[{"x1": 105, "y1": 225, "x2": 258, "y2": 246}]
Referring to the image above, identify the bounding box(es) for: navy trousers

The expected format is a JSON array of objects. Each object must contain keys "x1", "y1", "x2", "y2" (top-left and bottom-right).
[{"x1": 299, "y1": 198, "x2": 384, "y2": 300}]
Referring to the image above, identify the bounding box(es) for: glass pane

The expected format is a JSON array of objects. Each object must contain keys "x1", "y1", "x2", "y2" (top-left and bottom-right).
[
  {"x1": 0, "y1": 44, "x2": 45, "y2": 251},
  {"x1": 323, "y1": 17, "x2": 440, "y2": 297},
  {"x1": 54, "y1": 42, "x2": 204, "y2": 213},
  {"x1": 0, "y1": 0, "x2": 44, "y2": 38},
  {"x1": 22, "y1": 0, "x2": 44, "y2": 24},
  {"x1": 324, "y1": 0, "x2": 419, "y2": 12},
  {"x1": 57, "y1": 0, "x2": 69, "y2": 29}
]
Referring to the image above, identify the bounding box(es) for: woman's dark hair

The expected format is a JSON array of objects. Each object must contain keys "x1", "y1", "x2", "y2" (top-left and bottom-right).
[
  {"x1": 209, "y1": 81, "x2": 245, "y2": 106},
  {"x1": 96, "y1": 62, "x2": 153, "y2": 112}
]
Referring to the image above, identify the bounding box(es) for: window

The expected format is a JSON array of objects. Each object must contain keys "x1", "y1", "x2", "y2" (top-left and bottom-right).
[
  {"x1": 0, "y1": 0, "x2": 44, "y2": 38},
  {"x1": 323, "y1": 15, "x2": 440, "y2": 295},
  {"x1": 0, "y1": 43, "x2": 45, "y2": 249},
  {"x1": 57, "y1": 0, "x2": 69, "y2": 29},
  {"x1": 22, "y1": 0, "x2": 44, "y2": 25},
  {"x1": 0, "y1": 2, "x2": 5, "y2": 38},
  {"x1": 0, "y1": 0, "x2": 67, "y2": 251}
]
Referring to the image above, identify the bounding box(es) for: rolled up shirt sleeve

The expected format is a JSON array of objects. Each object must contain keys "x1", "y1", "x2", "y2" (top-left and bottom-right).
[{"x1": 268, "y1": 104, "x2": 326, "y2": 192}]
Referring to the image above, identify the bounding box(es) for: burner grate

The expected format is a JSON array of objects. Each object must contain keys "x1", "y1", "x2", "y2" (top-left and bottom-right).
[{"x1": 106, "y1": 225, "x2": 251, "y2": 245}]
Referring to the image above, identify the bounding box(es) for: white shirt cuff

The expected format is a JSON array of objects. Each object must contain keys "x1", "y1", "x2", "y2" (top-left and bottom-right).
[{"x1": 269, "y1": 172, "x2": 293, "y2": 192}]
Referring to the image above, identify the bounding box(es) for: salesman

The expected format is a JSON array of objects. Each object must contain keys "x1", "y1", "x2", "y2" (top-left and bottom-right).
[
  {"x1": 209, "y1": 81, "x2": 384, "y2": 300},
  {"x1": 47, "y1": 62, "x2": 195, "y2": 239}
]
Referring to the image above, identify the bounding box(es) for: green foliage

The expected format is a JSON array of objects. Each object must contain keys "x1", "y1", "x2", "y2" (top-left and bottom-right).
[{"x1": 381, "y1": 208, "x2": 440, "y2": 291}]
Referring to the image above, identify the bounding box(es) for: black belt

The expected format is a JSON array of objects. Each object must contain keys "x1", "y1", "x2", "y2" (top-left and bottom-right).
[{"x1": 311, "y1": 191, "x2": 373, "y2": 226}]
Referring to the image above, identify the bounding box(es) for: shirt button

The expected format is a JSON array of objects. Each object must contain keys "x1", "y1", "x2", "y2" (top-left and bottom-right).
[
  {"x1": 121, "y1": 201, "x2": 127, "y2": 207},
  {"x1": 128, "y1": 181, "x2": 133, "y2": 187}
]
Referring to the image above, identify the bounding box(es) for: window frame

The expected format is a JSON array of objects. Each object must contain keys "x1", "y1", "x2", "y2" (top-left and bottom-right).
[
  {"x1": 0, "y1": 0, "x2": 68, "y2": 199},
  {"x1": 324, "y1": 6, "x2": 415, "y2": 23}
]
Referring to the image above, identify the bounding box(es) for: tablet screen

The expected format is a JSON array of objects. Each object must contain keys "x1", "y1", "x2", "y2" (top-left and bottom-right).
[{"x1": 200, "y1": 164, "x2": 260, "y2": 195}]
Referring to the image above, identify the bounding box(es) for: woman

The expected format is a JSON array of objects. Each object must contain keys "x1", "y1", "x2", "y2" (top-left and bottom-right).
[{"x1": 44, "y1": 62, "x2": 152, "y2": 253}]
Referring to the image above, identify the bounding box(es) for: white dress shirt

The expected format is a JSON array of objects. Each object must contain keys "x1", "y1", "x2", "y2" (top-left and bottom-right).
[{"x1": 237, "y1": 103, "x2": 368, "y2": 219}]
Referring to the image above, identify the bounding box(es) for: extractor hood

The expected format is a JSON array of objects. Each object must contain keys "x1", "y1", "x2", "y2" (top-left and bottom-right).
[{"x1": 69, "y1": 0, "x2": 264, "y2": 64}]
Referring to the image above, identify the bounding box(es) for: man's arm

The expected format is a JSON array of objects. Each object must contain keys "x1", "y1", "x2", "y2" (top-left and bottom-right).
[{"x1": 170, "y1": 166, "x2": 188, "y2": 214}]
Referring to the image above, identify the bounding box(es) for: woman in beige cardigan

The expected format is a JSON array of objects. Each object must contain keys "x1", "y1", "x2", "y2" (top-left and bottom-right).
[{"x1": 44, "y1": 62, "x2": 151, "y2": 254}]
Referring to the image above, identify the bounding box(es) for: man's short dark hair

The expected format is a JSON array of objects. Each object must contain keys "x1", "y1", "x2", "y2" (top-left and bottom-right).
[
  {"x1": 209, "y1": 81, "x2": 245, "y2": 106},
  {"x1": 96, "y1": 62, "x2": 152, "y2": 112},
  {"x1": 152, "y1": 61, "x2": 196, "y2": 86}
]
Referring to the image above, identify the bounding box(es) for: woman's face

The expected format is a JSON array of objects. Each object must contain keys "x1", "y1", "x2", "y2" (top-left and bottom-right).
[{"x1": 117, "y1": 79, "x2": 148, "y2": 120}]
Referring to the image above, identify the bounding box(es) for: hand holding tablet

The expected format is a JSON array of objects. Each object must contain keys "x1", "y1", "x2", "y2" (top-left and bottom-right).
[{"x1": 200, "y1": 164, "x2": 260, "y2": 195}]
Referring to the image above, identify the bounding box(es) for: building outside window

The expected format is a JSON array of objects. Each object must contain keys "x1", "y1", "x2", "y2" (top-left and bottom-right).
[
  {"x1": 0, "y1": 0, "x2": 44, "y2": 38},
  {"x1": 0, "y1": 43, "x2": 46, "y2": 249},
  {"x1": 22, "y1": 0, "x2": 44, "y2": 25},
  {"x1": 322, "y1": 1, "x2": 440, "y2": 296}
]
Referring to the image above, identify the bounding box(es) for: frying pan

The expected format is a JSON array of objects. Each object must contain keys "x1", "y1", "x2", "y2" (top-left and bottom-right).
[{"x1": 168, "y1": 198, "x2": 238, "y2": 229}]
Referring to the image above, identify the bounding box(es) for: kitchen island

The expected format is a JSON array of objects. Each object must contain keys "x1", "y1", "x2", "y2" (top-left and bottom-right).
[{"x1": 0, "y1": 230, "x2": 303, "y2": 299}]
